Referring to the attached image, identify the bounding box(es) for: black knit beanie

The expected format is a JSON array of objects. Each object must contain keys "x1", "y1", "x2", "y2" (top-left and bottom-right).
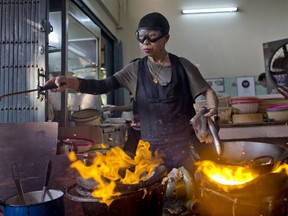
[{"x1": 137, "y1": 12, "x2": 170, "y2": 34}]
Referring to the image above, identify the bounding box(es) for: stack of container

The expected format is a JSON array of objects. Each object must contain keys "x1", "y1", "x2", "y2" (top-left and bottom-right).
[{"x1": 230, "y1": 96, "x2": 263, "y2": 123}]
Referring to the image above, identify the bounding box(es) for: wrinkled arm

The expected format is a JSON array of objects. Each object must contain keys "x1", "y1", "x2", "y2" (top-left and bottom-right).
[
  {"x1": 191, "y1": 88, "x2": 218, "y2": 143},
  {"x1": 202, "y1": 88, "x2": 218, "y2": 117}
]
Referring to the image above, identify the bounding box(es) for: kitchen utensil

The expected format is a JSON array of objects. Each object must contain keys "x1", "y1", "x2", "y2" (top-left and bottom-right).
[
  {"x1": 0, "y1": 83, "x2": 66, "y2": 101},
  {"x1": 207, "y1": 117, "x2": 222, "y2": 156},
  {"x1": 41, "y1": 160, "x2": 52, "y2": 202},
  {"x1": 193, "y1": 141, "x2": 288, "y2": 173},
  {"x1": 3, "y1": 189, "x2": 65, "y2": 216},
  {"x1": 10, "y1": 163, "x2": 26, "y2": 205}
]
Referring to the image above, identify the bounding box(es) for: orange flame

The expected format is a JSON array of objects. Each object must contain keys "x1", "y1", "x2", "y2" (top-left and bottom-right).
[
  {"x1": 196, "y1": 160, "x2": 288, "y2": 192},
  {"x1": 195, "y1": 160, "x2": 259, "y2": 192},
  {"x1": 68, "y1": 140, "x2": 162, "y2": 206},
  {"x1": 272, "y1": 163, "x2": 288, "y2": 174}
]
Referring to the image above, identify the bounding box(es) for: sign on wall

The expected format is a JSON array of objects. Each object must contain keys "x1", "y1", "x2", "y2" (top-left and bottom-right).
[
  {"x1": 205, "y1": 78, "x2": 225, "y2": 92},
  {"x1": 236, "y1": 76, "x2": 256, "y2": 96}
]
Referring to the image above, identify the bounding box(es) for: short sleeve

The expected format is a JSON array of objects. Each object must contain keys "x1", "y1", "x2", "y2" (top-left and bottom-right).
[{"x1": 179, "y1": 57, "x2": 210, "y2": 99}]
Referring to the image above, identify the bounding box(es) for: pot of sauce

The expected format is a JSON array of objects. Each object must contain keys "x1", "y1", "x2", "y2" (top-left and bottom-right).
[{"x1": 1, "y1": 189, "x2": 65, "y2": 216}]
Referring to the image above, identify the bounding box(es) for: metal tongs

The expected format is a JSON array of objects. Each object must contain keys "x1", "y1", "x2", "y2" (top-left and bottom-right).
[
  {"x1": 207, "y1": 117, "x2": 222, "y2": 156},
  {"x1": 0, "y1": 83, "x2": 65, "y2": 101}
]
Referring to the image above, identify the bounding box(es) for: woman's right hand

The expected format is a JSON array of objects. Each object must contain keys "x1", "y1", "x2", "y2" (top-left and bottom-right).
[
  {"x1": 44, "y1": 76, "x2": 67, "y2": 92},
  {"x1": 45, "y1": 76, "x2": 79, "y2": 92},
  {"x1": 108, "y1": 106, "x2": 116, "y2": 112}
]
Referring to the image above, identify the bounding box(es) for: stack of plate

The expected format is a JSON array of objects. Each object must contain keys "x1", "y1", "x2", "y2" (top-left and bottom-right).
[{"x1": 265, "y1": 105, "x2": 288, "y2": 121}]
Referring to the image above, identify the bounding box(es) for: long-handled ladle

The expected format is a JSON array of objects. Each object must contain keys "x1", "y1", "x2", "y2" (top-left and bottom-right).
[
  {"x1": 11, "y1": 163, "x2": 26, "y2": 205},
  {"x1": 41, "y1": 160, "x2": 52, "y2": 203},
  {"x1": 207, "y1": 117, "x2": 222, "y2": 156}
]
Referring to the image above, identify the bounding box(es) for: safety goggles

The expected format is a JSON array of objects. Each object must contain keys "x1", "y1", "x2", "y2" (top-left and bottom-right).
[{"x1": 135, "y1": 29, "x2": 166, "y2": 43}]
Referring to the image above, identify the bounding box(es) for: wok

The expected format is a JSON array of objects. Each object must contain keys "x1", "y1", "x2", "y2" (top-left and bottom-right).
[{"x1": 192, "y1": 141, "x2": 288, "y2": 173}]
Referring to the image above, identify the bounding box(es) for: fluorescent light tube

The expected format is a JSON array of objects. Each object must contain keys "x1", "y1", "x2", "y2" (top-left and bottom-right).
[{"x1": 181, "y1": 7, "x2": 238, "y2": 14}]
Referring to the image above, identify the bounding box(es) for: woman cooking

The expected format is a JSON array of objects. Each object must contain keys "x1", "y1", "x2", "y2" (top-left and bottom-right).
[{"x1": 45, "y1": 12, "x2": 218, "y2": 173}]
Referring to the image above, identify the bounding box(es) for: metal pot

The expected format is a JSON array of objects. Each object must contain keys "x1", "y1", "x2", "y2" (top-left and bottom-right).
[{"x1": 1, "y1": 189, "x2": 65, "y2": 216}]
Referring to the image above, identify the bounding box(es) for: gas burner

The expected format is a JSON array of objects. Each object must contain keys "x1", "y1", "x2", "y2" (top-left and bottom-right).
[
  {"x1": 66, "y1": 165, "x2": 168, "y2": 216},
  {"x1": 195, "y1": 171, "x2": 288, "y2": 216}
]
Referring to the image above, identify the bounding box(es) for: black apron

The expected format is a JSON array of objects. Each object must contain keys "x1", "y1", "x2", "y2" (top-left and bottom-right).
[{"x1": 135, "y1": 53, "x2": 199, "y2": 172}]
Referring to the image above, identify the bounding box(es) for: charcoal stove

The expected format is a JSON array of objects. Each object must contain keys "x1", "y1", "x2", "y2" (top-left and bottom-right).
[
  {"x1": 165, "y1": 166, "x2": 288, "y2": 216},
  {"x1": 194, "y1": 171, "x2": 288, "y2": 216},
  {"x1": 66, "y1": 165, "x2": 167, "y2": 216}
]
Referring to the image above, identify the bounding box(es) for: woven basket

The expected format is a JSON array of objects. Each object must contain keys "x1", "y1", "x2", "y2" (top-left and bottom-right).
[{"x1": 72, "y1": 109, "x2": 102, "y2": 126}]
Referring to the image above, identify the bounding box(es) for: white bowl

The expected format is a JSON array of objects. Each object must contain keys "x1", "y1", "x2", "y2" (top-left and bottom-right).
[
  {"x1": 266, "y1": 109, "x2": 288, "y2": 121},
  {"x1": 230, "y1": 96, "x2": 259, "y2": 104},
  {"x1": 231, "y1": 102, "x2": 259, "y2": 114}
]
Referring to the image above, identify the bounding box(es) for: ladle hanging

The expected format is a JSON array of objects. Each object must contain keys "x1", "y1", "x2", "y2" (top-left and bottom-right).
[
  {"x1": 41, "y1": 160, "x2": 52, "y2": 202},
  {"x1": 11, "y1": 163, "x2": 26, "y2": 205}
]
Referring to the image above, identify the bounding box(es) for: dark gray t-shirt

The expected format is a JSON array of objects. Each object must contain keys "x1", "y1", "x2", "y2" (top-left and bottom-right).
[{"x1": 114, "y1": 56, "x2": 210, "y2": 100}]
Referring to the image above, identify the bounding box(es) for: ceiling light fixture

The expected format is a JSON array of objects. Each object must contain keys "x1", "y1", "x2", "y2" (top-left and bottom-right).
[{"x1": 181, "y1": 7, "x2": 238, "y2": 14}]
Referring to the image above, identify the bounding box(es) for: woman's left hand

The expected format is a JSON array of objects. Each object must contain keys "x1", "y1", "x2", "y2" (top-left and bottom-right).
[
  {"x1": 191, "y1": 107, "x2": 214, "y2": 143},
  {"x1": 204, "y1": 107, "x2": 217, "y2": 117}
]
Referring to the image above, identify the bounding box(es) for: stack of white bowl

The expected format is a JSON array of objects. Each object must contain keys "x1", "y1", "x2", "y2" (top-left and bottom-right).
[
  {"x1": 230, "y1": 96, "x2": 263, "y2": 123},
  {"x1": 230, "y1": 96, "x2": 259, "y2": 114},
  {"x1": 265, "y1": 104, "x2": 288, "y2": 121}
]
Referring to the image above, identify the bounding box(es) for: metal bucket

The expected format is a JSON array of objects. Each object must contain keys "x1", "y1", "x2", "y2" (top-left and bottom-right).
[{"x1": 2, "y1": 189, "x2": 65, "y2": 216}]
